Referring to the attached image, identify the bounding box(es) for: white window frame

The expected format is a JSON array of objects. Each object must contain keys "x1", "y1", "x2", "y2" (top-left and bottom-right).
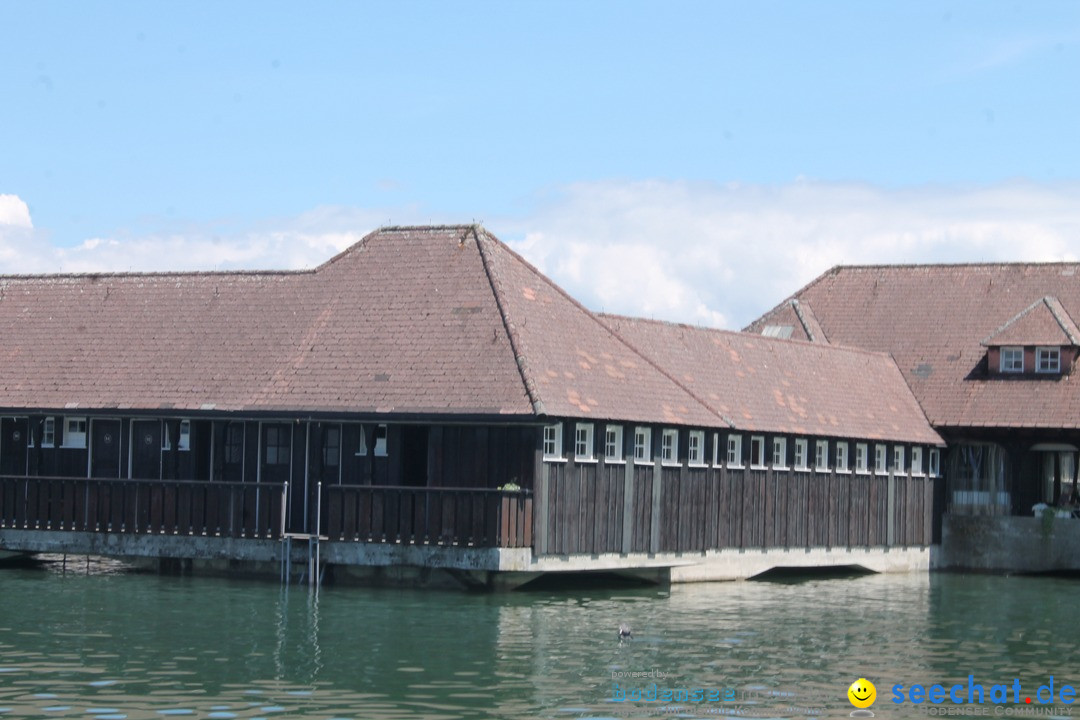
[
  {"x1": 836, "y1": 442, "x2": 849, "y2": 473},
  {"x1": 575, "y1": 423, "x2": 595, "y2": 462},
  {"x1": 37, "y1": 417, "x2": 56, "y2": 448},
  {"x1": 712, "y1": 433, "x2": 721, "y2": 466},
  {"x1": 727, "y1": 434, "x2": 743, "y2": 468},
  {"x1": 62, "y1": 417, "x2": 87, "y2": 449},
  {"x1": 661, "y1": 428, "x2": 679, "y2": 465},
  {"x1": 604, "y1": 425, "x2": 624, "y2": 463},
  {"x1": 815, "y1": 440, "x2": 828, "y2": 472},
  {"x1": 793, "y1": 438, "x2": 809, "y2": 471},
  {"x1": 634, "y1": 427, "x2": 652, "y2": 464},
  {"x1": 929, "y1": 448, "x2": 941, "y2": 477},
  {"x1": 874, "y1": 444, "x2": 887, "y2": 475},
  {"x1": 750, "y1": 436, "x2": 766, "y2": 468},
  {"x1": 356, "y1": 425, "x2": 368, "y2": 456},
  {"x1": 543, "y1": 423, "x2": 563, "y2": 461},
  {"x1": 374, "y1": 424, "x2": 388, "y2": 457},
  {"x1": 163, "y1": 419, "x2": 192, "y2": 451},
  {"x1": 1000, "y1": 346, "x2": 1024, "y2": 373},
  {"x1": 893, "y1": 446, "x2": 906, "y2": 475},
  {"x1": 1037, "y1": 346, "x2": 1061, "y2": 373},
  {"x1": 772, "y1": 437, "x2": 788, "y2": 469},
  {"x1": 688, "y1": 430, "x2": 706, "y2": 466},
  {"x1": 911, "y1": 446, "x2": 924, "y2": 476},
  {"x1": 856, "y1": 443, "x2": 869, "y2": 474}
]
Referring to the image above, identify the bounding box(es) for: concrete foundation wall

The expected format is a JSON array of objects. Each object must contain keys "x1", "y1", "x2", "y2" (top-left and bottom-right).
[{"x1": 940, "y1": 515, "x2": 1080, "y2": 572}]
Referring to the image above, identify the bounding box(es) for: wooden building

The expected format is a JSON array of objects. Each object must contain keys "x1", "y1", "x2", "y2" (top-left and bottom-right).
[
  {"x1": 749, "y1": 264, "x2": 1080, "y2": 520},
  {"x1": 0, "y1": 226, "x2": 941, "y2": 587}
]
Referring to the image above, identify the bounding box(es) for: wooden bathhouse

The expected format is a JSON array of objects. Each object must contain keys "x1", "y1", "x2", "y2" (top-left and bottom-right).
[{"x1": 0, "y1": 226, "x2": 941, "y2": 588}]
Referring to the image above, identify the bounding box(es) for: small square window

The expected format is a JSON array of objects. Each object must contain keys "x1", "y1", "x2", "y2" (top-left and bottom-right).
[
  {"x1": 794, "y1": 439, "x2": 808, "y2": 470},
  {"x1": 688, "y1": 430, "x2": 705, "y2": 465},
  {"x1": 727, "y1": 434, "x2": 743, "y2": 467},
  {"x1": 163, "y1": 420, "x2": 191, "y2": 451},
  {"x1": 1037, "y1": 347, "x2": 1061, "y2": 373},
  {"x1": 661, "y1": 429, "x2": 679, "y2": 464},
  {"x1": 634, "y1": 427, "x2": 652, "y2": 463},
  {"x1": 40, "y1": 417, "x2": 55, "y2": 448},
  {"x1": 63, "y1": 417, "x2": 87, "y2": 449},
  {"x1": 836, "y1": 442, "x2": 849, "y2": 472},
  {"x1": 856, "y1": 443, "x2": 869, "y2": 473},
  {"x1": 874, "y1": 444, "x2": 887, "y2": 474},
  {"x1": 815, "y1": 440, "x2": 829, "y2": 471},
  {"x1": 893, "y1": 446, "x2": 905, "y2": 475},
  {"x1": 604, "y1": 425, "x2": 623, "y2": 461},
  {"x1": 773, "y1": 437, "x2": 788, "y2": 468},
  {"x1": 911, "y1": 446, "x2": 924, "y2": 475},
  {"x1": 750, "y1": 436, "x2": 766, "y2": 468},
  {"x1": 374, "y1": 424, "x2": 388, "y2": 457},
  {"x1": 575, "y1": 423, "x2": 595, "y2": 461},
  {"x1": 543, "y1": 423, "x2": 563, "y2": 460},
  {"x1": 929, "y1": 448, "x2": 941, "y2": 476},
  {"x1": 1000, "y1": 347, "x2": 1024, "y2": 373}
]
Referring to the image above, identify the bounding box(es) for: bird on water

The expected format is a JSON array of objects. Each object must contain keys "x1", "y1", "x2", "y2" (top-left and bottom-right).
[{"x1": 618, "y1": 623, "x2": 633, "y2": 640}]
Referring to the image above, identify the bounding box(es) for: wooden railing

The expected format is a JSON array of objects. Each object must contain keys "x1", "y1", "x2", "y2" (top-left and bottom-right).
[
  {"x1": 323, "y1": 485, "x2": 533, "y2": 548},
  {"x1": 0, "y1": 476, "x2": 283, "y2": 539},
  {"x1": 534, "y1": 464, "x2": 936, "y2": 556}
]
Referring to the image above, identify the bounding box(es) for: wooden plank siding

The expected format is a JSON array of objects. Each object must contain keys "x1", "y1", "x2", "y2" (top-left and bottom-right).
[{"x1": 532, "y1": 464, "x2": 937, "y2": 556}]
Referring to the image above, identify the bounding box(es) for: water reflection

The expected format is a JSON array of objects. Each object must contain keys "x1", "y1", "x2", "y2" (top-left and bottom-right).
[{"x1": 1, "y1": 570, "x2": 1079, "y2": 718}]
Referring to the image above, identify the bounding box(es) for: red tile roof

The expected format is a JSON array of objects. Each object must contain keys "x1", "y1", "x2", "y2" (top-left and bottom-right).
[
  {"x1": 981, "y1": 296, "x2": 1080, "y2": 347},
  {"x1": 601, "y1": 315, "x2": 942, "y2": 444},
  {"x1": 0, "y1": 225, "x2": 940, "y2": 443},
  {"x1": 747, "y1": 263, "x2": 1080, "y2": 429}
]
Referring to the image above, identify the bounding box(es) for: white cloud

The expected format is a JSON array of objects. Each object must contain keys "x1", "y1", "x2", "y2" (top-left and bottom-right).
[
  {"x1": 499, "y1": 179, "x2": 1080, "y2": 329},
  {"x1": 5, "y1": 182, "x2": 1080, "y2": 330}
]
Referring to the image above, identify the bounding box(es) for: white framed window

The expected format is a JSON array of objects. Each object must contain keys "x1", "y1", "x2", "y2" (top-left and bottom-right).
[
  {"x1": 712, "y1": 433, "x2": 721, "y2": 466},
  {"x1": 688, "y1": 430, "x2": 706, "y2": 466},
  {"x1": 604, "y1": 425, "x2": 623, "y2": 462},
  {"x1": 374, "y1": 424, "x2": 388, "y2": 457},
  {"x1": 575, "y1": 423, "x2": 595, "y2": 461},
  {"x1": 634, "y1": 427, "x2": 652, "y2": 463},
  {"x1": 750, "y1": 436, "x2": 766, "y2": 468},
  {"x1": 856, "y1": 443, "x2": 869, "y2": 474},
  {"x1": 543, "y1": 423, "x2": 563, "y2": 460},
  {"x1": 794, "y1": 439, "x2": 808, "y2": 470},
  {"x1": 727, "y1": 434, "x2": 743, "y2": 467},
  {"x1": 893, "y1": 446, "x2": 906, "y2": 475},
  {"x1": 37, "y1": 417, "x2": 56, "y2": 448},
  {"x1": 661, "y1": 428, "x2": 679, "y2": 464},
  {"x1": 836, "y1": 442, "x2": 849, "y2": 473},
  {"x1": 815, "y1": 440, "x2": 828, "y2": 472},
  {"x1": 1037, "y1": 347, "x2": 1061, "y2": 373},
  {"x1": 63, "y1": 417, "x2": 87, "y2": 449},
  {"x1": 929, "y1": 448, "x2": 941, "y2": 476},
  {"x1": 911, "y1": 446, "x2": 924, "y2": 476},
  {"x1": 874, "y1": 444, "x2": 887, "y2": 474},
  {"x1": 356, "y1": 426, "x2": 368, "y2": 456},
  {"x1": 772, "y1": 437, "x2": 788, "y2": 468},
  {"x1": 1000, "y1": 347, "x2": 1024, "y2": 373},
  {"x1": 163, "y1": 420, "x2": 191, "y2": 451}
]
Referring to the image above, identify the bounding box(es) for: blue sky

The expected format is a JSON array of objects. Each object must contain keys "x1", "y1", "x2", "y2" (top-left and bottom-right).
[{"x1": 3, "y1": 1, "x2": 1080, "y2": 327}]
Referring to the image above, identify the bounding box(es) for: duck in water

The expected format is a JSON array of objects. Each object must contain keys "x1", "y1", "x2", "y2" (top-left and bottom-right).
[{"x1": 618, "y1": 623, "x2": 633, "y2": 641}]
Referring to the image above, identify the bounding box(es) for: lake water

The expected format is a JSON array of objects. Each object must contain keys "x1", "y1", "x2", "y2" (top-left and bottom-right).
[{"x1": 1, "y1": 562, "x2": 1079, "y2": 719}]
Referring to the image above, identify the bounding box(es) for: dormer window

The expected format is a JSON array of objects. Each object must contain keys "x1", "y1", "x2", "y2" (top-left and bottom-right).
[
  {"x1": 1000, "y1": 347, "x2": 1024, "y2": 373},
  {"x1": 1037, "y1": 347, "x2": 1061, "y2": 373}
]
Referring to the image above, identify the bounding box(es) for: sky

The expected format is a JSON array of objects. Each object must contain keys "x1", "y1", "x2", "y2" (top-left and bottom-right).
[{"x1": 2, "y1": 1, "x2": 1080, "y2": 328}]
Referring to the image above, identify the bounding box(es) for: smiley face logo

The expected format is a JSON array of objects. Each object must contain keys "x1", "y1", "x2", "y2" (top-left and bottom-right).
[{"x1": 848, "y1": 678, "x2": 876, "y2": 708}]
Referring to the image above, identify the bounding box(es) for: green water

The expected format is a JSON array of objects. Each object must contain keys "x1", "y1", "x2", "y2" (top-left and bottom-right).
[{"x1": 1, "y1": 565, "x2": 1078, "y2": 719}]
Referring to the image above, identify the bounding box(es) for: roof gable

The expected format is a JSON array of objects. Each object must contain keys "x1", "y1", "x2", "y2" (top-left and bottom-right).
[{"x1": 982, "y1": 296, "x2": 1080, "y2": 347}]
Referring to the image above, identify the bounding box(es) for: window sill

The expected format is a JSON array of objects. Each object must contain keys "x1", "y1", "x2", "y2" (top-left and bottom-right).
[
  {"x1": 634, "y1": 459, "x2": 654, "y2": 466},
  {"x1": 688, "y1": 462, "x2": 710, "y2": 469},
  {"x1": 604, "y1": 458, "x2": 626, "y2": 465},
  {"x1": 543, "y1": 457, "x2": 568, "y2": 464},
  {"x1": 856, "y1": 470, "x2": 871, "y2": 476},
  {"x1": 836, "y1": 469, "x2": 851, "y2": 475},
  {"x1": 575, "y1": 457, "x2": 598, "y2": 464},
  {"x1": 794, "y1": 466, "x2": 811, "y2": 473},
  {"x1": 911, "y1": 471, "x2": 925, "y2": 477},
  {"x1": 773, "y1": 465, "x2": 790, "y2": 471},
  {"x1": 661, "y1": 461, "x2": 681, "y2": 468},
  {"x1": 750, "y1": 464, "x2": 768, "y2": 470},
  {"x1": 814, "y1": 468, "x2": 830, "y2": 473}
]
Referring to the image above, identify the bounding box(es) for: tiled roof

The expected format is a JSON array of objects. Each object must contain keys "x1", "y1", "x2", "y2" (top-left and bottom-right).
[
  {"x1": 747, "y1": 263, "x2": 1080, "y2": 429},
  {"x1": 601, "y1": 315, "x2": 942, "y2": 444},
  {"x1": 0, "y1": 224, "x2": 941, "y2": 444},
  {"x1": 981, "y1": 296, "x2": 1080, "y2": 347}
]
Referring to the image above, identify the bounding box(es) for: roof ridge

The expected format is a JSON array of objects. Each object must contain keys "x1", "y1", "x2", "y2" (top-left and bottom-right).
[
  {"x1": 473, "y1": 228, "x2": 546, "y2": 415},
  {"x1": 0, "y1": 268, "x2": 308, "y2": 281},
  {"x1": 1043, "y1": 296, "x2": 1080, "y2": 345},
  {"x1": 488, "y1": 240, "x2": 730, "y2": 426}
]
